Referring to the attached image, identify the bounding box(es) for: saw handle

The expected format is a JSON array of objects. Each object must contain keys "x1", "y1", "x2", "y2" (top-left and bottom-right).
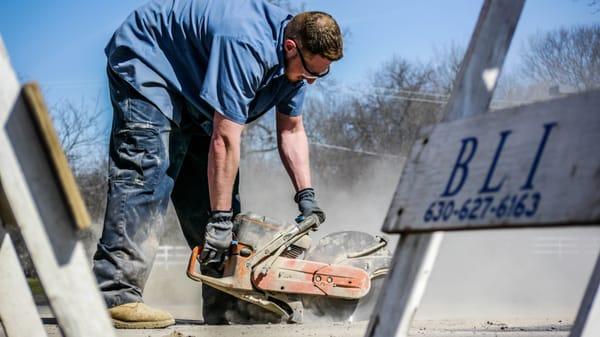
[
  {"x1": 186, "y1": 245, "x2": 203, "y2": 281},
  {"x1": 296, "y1": 214, "x2": 321, "y2": 233}
]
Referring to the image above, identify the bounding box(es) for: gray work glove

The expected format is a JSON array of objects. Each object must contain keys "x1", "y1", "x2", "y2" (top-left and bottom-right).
[
  {"x1": 200, "y1": 210, "x2": 234, "y2": 269},
  {"x1": 294, "y1": 188, "x2": 326, "y2": 225}
]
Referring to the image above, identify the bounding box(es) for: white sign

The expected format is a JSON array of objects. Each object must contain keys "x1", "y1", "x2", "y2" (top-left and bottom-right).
[{"x1": 383, "y1": 90, "x2": 600, "y2": 233}]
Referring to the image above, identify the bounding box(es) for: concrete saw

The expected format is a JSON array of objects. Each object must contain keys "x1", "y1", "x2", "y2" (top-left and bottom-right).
[{"x1": 187, "y1": 212, "x2": 391, "y2": 323}]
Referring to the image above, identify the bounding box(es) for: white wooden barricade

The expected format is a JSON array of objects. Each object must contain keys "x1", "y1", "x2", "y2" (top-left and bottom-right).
[
  {"x1": 0, "y1": 220, "x2": 47, "y2": 336},
  {"x1": 365, "y1": 1, "x2": 600, "y2": 337},
  {"x1": 0, "y1": 36, "x2": 116, "y2": 336}
]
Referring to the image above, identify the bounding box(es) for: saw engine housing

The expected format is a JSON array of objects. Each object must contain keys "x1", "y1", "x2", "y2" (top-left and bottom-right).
[{"x1": 187, "y1": 212, "x2": 390, "y2": 323}]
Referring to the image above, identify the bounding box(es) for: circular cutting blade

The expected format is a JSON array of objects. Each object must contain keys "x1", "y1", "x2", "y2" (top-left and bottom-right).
[{"x1": 302, "y1": 231, "x2": 391, "y2": 322}]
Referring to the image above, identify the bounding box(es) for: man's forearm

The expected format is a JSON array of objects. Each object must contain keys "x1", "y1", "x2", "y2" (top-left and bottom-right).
[
  {"x1": 278, "y1": 122, "x2": 312, "y2": 191},
  {"x1": 208, "y1": 113, "x2": 243, "y2": 211}
]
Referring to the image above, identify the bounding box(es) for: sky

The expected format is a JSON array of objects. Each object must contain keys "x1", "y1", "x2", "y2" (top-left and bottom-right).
[{"x1": 0, "y1": 0, "x2": 598, "y2": 110}]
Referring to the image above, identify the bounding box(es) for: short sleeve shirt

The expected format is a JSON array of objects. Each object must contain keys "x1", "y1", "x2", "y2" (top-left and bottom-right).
[{"x1": 105, "y1": 0, "x2": 306, "y2": 127}]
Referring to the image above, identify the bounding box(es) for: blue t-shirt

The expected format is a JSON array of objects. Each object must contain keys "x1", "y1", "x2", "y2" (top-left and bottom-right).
[{"x1": 105, "y1": 0, "x2": 306, "y2": 127}]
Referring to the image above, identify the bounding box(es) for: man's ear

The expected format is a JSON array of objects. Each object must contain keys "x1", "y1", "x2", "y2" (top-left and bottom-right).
[{"x1": 284, "y1": 39, "x2": 297, "y2": 54}]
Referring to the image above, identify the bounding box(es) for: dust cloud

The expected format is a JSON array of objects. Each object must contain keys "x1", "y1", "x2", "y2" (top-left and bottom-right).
[
  {"x1": 240, "y1": 154, "x2": 404, "y2": 243},
  {"x1": 143, "y1": 154, "x2": 404, "y2": 321},
  {"x1": 418, "y1": 227, "x2": 600, "y2": 321},
  {"x1": 141, "y1": 151, "x2": 599, "y2": 324}
]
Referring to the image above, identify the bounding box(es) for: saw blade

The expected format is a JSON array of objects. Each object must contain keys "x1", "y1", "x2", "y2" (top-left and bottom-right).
[{"x1": 302, "y1": 231, "x2": 391, "y2": 322}]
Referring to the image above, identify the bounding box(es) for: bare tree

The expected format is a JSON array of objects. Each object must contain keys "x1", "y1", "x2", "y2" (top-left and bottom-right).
[
  {"x1": 521, "y1": 24, "x2": 600, "y2": 91},
  {"x1": 48, "y1": 95, "x2": 110, "y2": 226},
  {"x1": 50, "y1": 95, "x2": 107, "y2": 171},
  {"x1": 431, "y1": 43, "x2": 464, "y2": 94},
  {"x1": 313, "y1": 52, "x2": 461, "y2": 156}
]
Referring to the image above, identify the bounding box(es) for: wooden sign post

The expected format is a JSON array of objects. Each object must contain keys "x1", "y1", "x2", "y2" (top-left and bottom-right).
[
  {"x1": 0, "y1": 36, "x2": 116, "y2": 336},
  {"x1": 365, "y1": 1, "x2": 600, "y2": 337}
]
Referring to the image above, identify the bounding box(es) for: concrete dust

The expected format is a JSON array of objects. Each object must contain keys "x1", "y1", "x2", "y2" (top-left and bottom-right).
[
  {"x1": 141, "y1": 157, "x2": 403, "y2": 324},
  {"x1": 242, "y1": 154, "x2": 600, "y2": 320},
  {"x1": 242, "y1": 154, "x2": 600, "y2": 322},
  {"x1": 418, "y1": 227, "x2": 600, "y2": 320},
  {"x1": 241, "y1": 156, "x2": 404, "y2": 244},
  {"x1": 138, "y1": 152, "x2": 600, "y2": 325},
  {"x1": 143, "y1": 265, "x2": 203, "y2": 321}
]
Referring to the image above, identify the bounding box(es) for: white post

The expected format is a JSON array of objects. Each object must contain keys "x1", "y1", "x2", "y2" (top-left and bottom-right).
[
  {"x1": 365, "y1": 233, "x2": 443, "y2": 337},
  {"x1": 0, "y1": 222, "x2": 47, "y2": 337},
  {"x1": 570, "y1": 253, "x2": 600, "y2": 337}
]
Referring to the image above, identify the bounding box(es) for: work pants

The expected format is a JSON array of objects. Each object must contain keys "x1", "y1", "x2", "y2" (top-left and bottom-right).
[{"x1": 92, "y1": 67, "x2": 240, "y2": 324}]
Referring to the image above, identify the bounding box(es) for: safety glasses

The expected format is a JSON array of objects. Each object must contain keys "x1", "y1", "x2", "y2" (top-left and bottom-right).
[{"x1": 296, "y1": 46, "x2": 330, "y2": 79}]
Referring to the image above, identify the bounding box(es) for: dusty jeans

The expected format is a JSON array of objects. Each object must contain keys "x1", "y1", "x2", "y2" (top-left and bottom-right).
[{"x1": 92, "y1": 68, "x2": 240, "y2": 324}]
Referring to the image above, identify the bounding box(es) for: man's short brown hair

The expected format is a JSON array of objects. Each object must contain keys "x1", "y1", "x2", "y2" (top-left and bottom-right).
[{"x1": 285, "y1": 11, "x2": 343, "y2": 61}]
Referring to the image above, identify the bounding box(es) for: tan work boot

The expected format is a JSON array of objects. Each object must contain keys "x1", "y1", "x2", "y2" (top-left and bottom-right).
[{"x1": 108, "y1": 302, "x2": 175, "y2": 329}]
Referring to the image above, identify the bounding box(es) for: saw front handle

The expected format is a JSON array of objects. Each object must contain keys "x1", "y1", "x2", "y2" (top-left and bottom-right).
[
  {"x1": 296, "y1": 213, "x2": 321, "y2": 232},
  {"x1": 186, "y1": 245, "x2": 203, "y2": 282}
]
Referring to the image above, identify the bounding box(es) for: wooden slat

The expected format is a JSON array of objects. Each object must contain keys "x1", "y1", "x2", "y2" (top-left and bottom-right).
[
  {"x1": 442, "y1": 0, "x2": 525, "y2": 121},
  {"x1": 382, "y1": 90, "x2": 600, "y2": 233},
  {"x1": 0, "y1": 34, "x2": 116, "y2": 337},
  {"x1": 22, "y1": 83, "x2": 90, "y2": 230},
  {"x1": 364, "y1": 233, "x2": 443, "y2": 337},
  {"x1": 570, "y1": 253, "x2": 600, "y2": 337},
  {"x1": 0, "y1": 223, "x2": 48, "y2": 337}
]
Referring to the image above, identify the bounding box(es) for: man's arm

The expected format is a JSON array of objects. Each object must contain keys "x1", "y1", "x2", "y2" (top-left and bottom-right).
[
  {"x1": 277, "y1": 112, "x2": 325, "y2": 224},
  {"x1": 208, "y1": 112, "x2": 244, "y2": 211},
  {"x1": 276, "y1": 112, "x2": 311, "y2": 191}
]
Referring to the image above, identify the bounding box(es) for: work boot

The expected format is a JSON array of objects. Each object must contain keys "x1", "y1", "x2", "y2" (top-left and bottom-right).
[{"x1": 108, "y1": 302, "x2": 175, "y2": 329}]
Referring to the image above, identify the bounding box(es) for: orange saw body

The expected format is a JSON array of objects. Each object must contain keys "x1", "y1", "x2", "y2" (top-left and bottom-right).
[{"x1": 187, "y1": 213, "x2": 390, "y2": 323}]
